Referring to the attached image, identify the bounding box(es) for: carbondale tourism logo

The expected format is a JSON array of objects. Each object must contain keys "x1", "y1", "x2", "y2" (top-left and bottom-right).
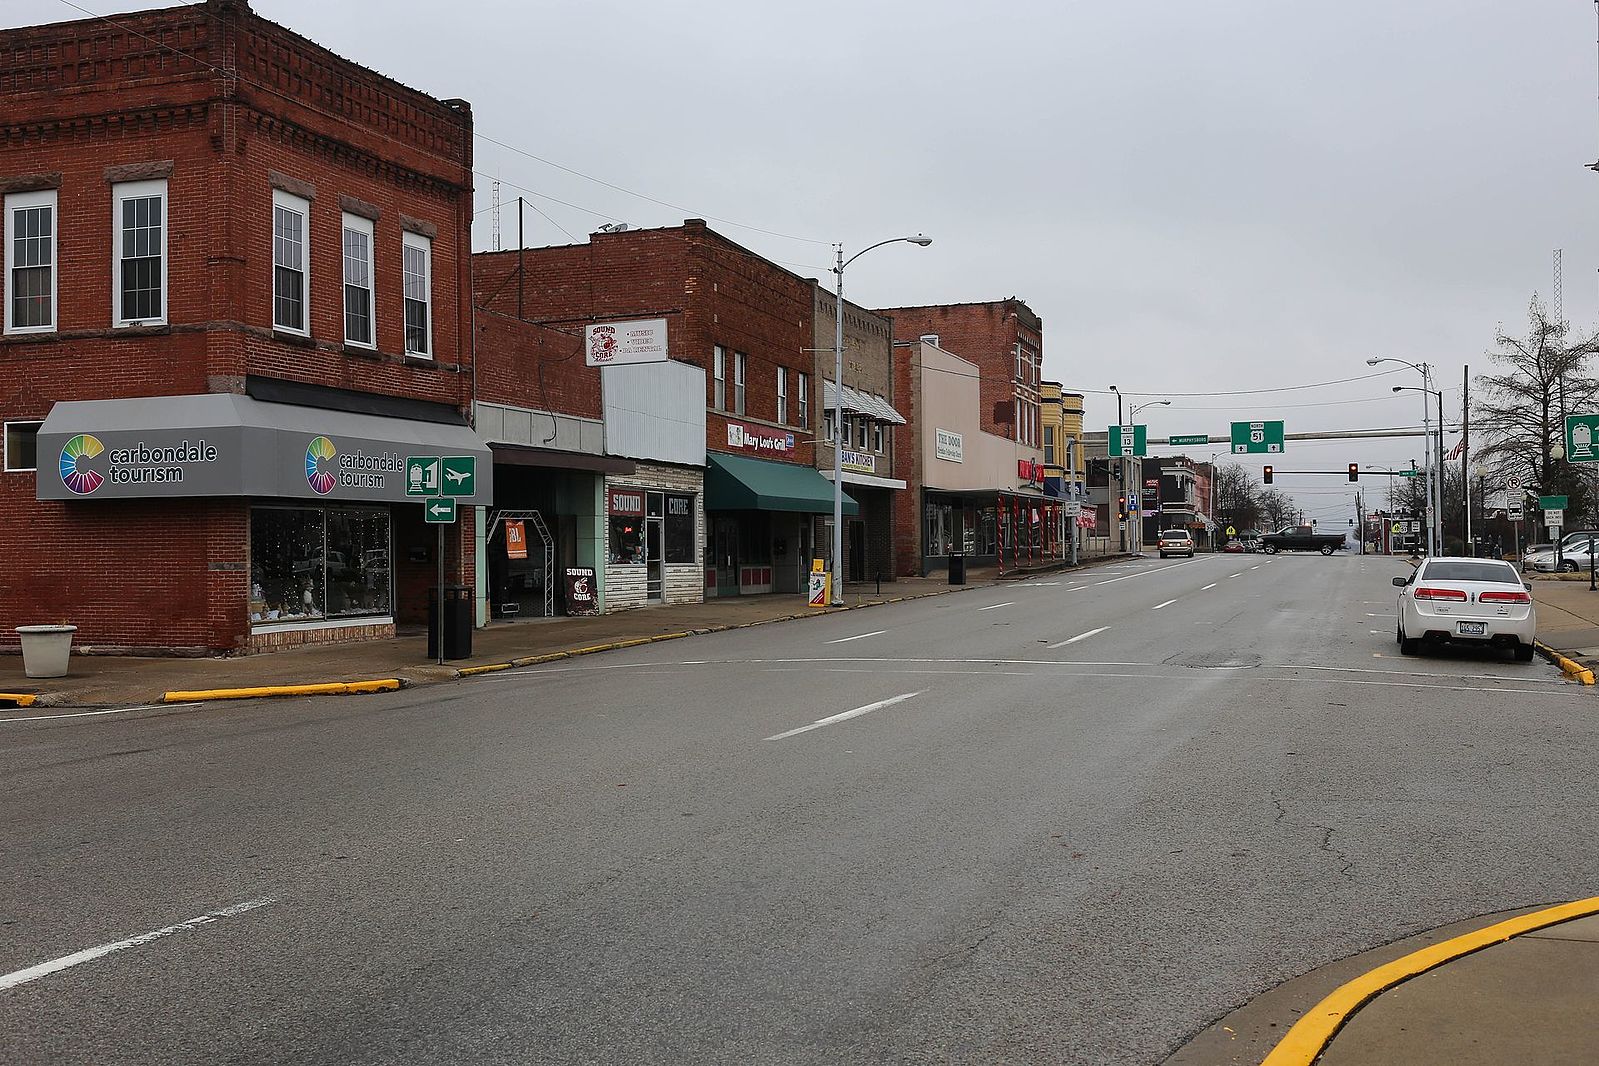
[
  {"x1": 305, "y1": 435, "x2": 403, "y2": 496},
  {"x1": 60, "y1": 434, "x2": 219, "y2": 495}
]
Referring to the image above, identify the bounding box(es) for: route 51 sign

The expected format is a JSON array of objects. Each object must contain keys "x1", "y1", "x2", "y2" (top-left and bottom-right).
[{"x1": 1231, "y1": 420, "x2": 1284, "y2": 454}]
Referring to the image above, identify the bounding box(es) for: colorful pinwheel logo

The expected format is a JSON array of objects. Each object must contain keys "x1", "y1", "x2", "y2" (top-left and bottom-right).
[
  {"x1": 59, "y1": 434, "x2": 105, "y2": 495},
  {"x1": 305, "y1": 435, "x2": 337, "y2": 495}
]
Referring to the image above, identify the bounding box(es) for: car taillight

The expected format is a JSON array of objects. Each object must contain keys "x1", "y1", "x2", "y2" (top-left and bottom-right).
[
  {"x1": 1478, "y1": 591, "x2": 1532, "y2": 604},
  {"x1": 1413, "y1": 587, "x2": 1467, "y2": 601}
]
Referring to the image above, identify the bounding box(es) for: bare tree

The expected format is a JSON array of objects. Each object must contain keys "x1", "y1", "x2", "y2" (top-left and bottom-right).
[
  {"x1": 1211, "y1": 462, "x2": 1263, "y2": 532},
  {"x1": 1257, "y1": 487, "x2": 1297, "y2": 529},
  {"x1": 1474, "y1": 297, "x2": 1599, "y2": 523}
]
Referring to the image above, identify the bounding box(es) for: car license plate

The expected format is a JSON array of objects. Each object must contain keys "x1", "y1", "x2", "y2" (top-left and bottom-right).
[{"x1": 1457, "y1": 621, "x2": 1487, "y2": 636}]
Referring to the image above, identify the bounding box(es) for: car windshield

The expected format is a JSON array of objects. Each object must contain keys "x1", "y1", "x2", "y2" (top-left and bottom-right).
[{"x1": 1420, "y1": 561, "x2": 1522, "y2": 584}]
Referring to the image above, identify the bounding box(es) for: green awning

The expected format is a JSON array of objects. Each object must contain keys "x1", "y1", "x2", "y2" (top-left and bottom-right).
[{"x1": 705, "y1": 453, "x2": 859, "y2": 515}]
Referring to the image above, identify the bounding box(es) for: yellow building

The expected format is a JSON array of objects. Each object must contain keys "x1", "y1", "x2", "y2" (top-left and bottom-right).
[{"x1": 1041, "y1": 381, "x2": 1086, "y2": 499}]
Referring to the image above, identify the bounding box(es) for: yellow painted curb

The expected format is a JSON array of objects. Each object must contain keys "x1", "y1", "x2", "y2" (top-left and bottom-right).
[
  {"x1": 1261, "y1": 895, "x2": 1599, "y2": 1066},
  {"x1": 0, "y1": 693, "x2": 39, "y2": 708},
  {"x1": 1535, "y1": 642, "x2": 1596, "y2": 685},
  {"x1": 163, "y1": 679, "x2": 402, "y2": 702}
]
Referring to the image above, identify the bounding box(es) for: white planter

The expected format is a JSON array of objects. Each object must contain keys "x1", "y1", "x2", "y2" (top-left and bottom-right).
[{"x1": 16, "y1": 625, "x2": 77, "y2": 679}]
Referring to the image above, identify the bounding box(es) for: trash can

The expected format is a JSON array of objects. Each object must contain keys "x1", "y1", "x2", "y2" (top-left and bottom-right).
[
  {"x1": 948, "y1": 554, "x2": 966, "y2": 585},
  {"x1": 427, "y1": 584, "x2": 473, "y2": 660}
]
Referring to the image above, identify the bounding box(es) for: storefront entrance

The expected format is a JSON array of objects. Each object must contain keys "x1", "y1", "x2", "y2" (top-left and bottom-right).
[{"x1": 646, "y1": 491, "x2": 665, "y2": 602}]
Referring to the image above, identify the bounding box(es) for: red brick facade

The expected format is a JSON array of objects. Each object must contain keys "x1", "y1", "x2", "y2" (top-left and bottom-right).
[{"x1": 0, "y1": 0, "x2": 476, "y2": 652}]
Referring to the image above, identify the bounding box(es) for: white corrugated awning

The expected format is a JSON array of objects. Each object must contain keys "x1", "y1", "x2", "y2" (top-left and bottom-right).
[{"x1": 821, "y1": 380, "x2": 907, "y2": 425}]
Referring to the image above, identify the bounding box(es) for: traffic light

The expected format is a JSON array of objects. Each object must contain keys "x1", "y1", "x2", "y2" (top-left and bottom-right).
[
  {"x1": 1348, "y1": 463, "x2": 1359, "y2": 482},
  {"x1": 1118, "y1": 495, "x2": 1127, "y2": 520},
  {"x1": 1263, "y1": 465, "x2": 1274, "y2": 485}
]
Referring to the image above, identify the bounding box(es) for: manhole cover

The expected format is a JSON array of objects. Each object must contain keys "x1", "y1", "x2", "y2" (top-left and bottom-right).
[{"x1": 1170, "y1": 651, "x2": 1262, "y2": 670}]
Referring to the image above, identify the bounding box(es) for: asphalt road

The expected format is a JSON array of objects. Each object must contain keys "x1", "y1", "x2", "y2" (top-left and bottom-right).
[{"x1": 4, "y1": 552, "x2": 1597, "y2": 1065}]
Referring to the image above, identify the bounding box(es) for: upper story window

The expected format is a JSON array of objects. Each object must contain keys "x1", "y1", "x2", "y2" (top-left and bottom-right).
[
  {"x1": 5, "y1": 190, "x2": 55, "y2": 334},
  {"x1": 798, "y1": 372, "x2": 810, "y2": 428},
  {"x1": 712, "y1": 346, "x2": 726, "y2": 410},
  {"x1": 734, "y1": 352, "x2": 747, "y2": 415},
  {"x1": 113, "y1": 179, "x2": 166, "y2": 326},
  {"x1": 403, "y1": 232, "x2": 432, "y2": 357},
  {"x1": 342, "y1": 214, "x2": 375, "y2": 348},
  {"x1": 873, "y1": 420, "x2": 884, "y2": 454},
  {"x1": 1044, "y1": 425, "x2": 1056, "y2": 465},
  {"x1": 857, "y1": 415, "x2": 869, "y2": 450},
  {"x1": 4, "y1": 420, "x2": 42, "y2": 472},
  {"x1": 272, "y1": 190, "x2": 310, "y2": 335},
  {"x1": 776, "y1": 367, "x2": 788, "y2": 425},
  {"x1": 823, "y1": 409, "x2": 836, "y2": 442}
]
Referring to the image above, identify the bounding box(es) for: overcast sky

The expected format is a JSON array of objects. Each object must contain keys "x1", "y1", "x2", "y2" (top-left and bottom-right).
[{"x1": 17, "y1": 0, "x2": 1599, "y2": 524}]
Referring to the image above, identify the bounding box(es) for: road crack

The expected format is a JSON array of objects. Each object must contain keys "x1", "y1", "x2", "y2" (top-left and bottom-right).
[{"x1": 1271, "y1": 791, "x2": 1354, "y2": 879}]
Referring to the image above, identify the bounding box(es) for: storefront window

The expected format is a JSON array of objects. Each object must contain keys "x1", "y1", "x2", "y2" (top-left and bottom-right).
[
  {"x1": 664, "y1": 493, "x2": 696, "y2": 563},
  {"x1": 924, "y1": 502, "x2": 954, "y2": 557},
  {"x1": 611, "y1": 513, "x2": 643, "y2": 564},
  {"x1": 251, "y1": 508, "x2": 326, "y2": 623},
  {"x1": 326, "y1": 510, "x2": 391, "y2": 618},
  {"x1": 978, "y1": 507, "x2": 997, "y2": 557}
]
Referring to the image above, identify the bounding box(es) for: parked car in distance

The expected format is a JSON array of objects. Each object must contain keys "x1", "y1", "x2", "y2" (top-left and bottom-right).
[
  {"x1": 1394, "y1": 557, "x2": 1536, "y2": 661},
  {"x1": 1223, "y1": 538, "x2": 1245, "y2": 553},
  {"x1": 1523, "y1": 531, "x2": 1599, "y2": 572},
  {"x1": 1157, "y1": 529, "x2": 1195, "y2": 558},
  {"x1": 1258, "y1": 525, "x2": 1345, "y2": 555}
]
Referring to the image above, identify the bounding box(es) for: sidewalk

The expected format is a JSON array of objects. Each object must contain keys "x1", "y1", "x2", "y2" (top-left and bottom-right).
[
  {"x1": 1170, "y1": 899, "x2": 1599, "y2": 1066},
  {"x1": 0, "y1": 555, "x2": 1128, "y2": 708},
  {"x1": 1528, "y1": 573, "x2": 1599, "y2": 664}
]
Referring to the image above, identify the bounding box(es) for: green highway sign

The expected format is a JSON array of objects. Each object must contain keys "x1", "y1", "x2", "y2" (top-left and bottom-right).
[
  {"x1": 1108, "y1": 424, "x2": 1147, "y2": 458},
  {"x1": 1398, "y1": 469, "x2": 1420, "y2": 477},
  {"x1": 406, "y1": 456, "x2": 440, "y2": 496},
  {"x1": 1231, "y1": 420, "x2": 1284, "y2": 454},
  {"x1": 1566, "y1": 414, "x2": 1599, "y2": 463},
  {"x1": 1168, "y1": 434, "x2": 1209, "y2": 446},
  {"x1": 1539, "y1": 495, "x2": 1568, "y2": 510},
  {"x1": 424, "y1": 497, "x2": 458, "y2": 524},
  {"x1": 440, "y1": 455, "x2": 477, "y2": 497}
]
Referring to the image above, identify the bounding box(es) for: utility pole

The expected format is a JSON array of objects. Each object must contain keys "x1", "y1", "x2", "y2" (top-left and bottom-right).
[{"x1": 1462, "y1": 365, "x2": 1471, "y2": 555}]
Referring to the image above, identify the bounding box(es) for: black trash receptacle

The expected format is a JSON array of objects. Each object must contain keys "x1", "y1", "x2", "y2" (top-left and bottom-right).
[
  {"x1": 948, "y1": 554, "x2": 966, "y2": 585},
  {"x1": 427, "y1": 584, "x2": 473, "y2": 660}
]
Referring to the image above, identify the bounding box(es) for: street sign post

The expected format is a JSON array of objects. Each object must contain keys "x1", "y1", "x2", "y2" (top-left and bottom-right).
[
  {"x1": 1107, "y1": 424, "x2": 1147, "y2": 458},
  {"x1": 1565, "y1": 414, "x2": 1599, "y2": 462},
  {"x1": 1231, "y1": 420, "x2": 1284, "y2": 454},
  {"x1": 425, "y1": 498, "x2": 457, "y2": 524},
  {"x1": 1168, "y1": 434, "x2": 1208, "y2": 446}
]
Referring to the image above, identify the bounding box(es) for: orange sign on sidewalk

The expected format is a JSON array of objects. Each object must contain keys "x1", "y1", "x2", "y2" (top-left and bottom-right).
[{"x1": 505, "y1": 519, "x2": 528, "y2": 559}]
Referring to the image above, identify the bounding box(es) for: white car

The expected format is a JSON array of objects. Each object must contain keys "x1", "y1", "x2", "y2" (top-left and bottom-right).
[{"x1": 1394, "y1": 557, "x2": 1536, "y2": 661}]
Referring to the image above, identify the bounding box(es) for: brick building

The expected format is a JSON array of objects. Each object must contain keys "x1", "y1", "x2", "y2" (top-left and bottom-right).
[
  {"x1": 0, "y1": 0, "x2": 484, "y2": 654},
  {"x1": 474, "y1": 221, "x2": 853, "y2": 598}
]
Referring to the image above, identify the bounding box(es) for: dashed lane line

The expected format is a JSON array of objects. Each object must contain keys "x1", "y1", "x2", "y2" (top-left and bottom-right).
[
  {"x1": 1152, "y1": 599, "x2": 1177, "y2": 610},
  {"x1": 977, "y1": 602, "x2": 1016, "y2": 611},
  {"x1": 1048, "y1": 626, "x2": 1110, "y2": 650},
  {"x1": 765, "y1": 691, "x2": 922, "y2": 740},
  {"x1": 825, "y1": 630, "x2": 888, "y2": 645}
]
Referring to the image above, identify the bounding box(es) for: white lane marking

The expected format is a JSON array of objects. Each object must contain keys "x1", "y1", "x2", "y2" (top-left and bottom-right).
[
  {"x1": 1048, "y1": 626, "x2": 1110, "y2": 649},
  {"x1": 1370, "y1": 629, "x2": 1383, "y2": 634},
  {"x1": 1364, "y1": 613, "x2": 1391, "y2": 617},
  {"x1": 1201, "y1": 583, "x2": 1218, "y2": 590},
  {"x1": 977, "y1": 602, "x2": 1016, "y2": 611},
  {"x1": 0, "y1": 703, "x2": 201, "y2": 724},
  {"x1": 0, "y1": 897, "x2": 275, "y2": 991},
  {"x1": 1268, "y1": 663, "x2": 1566, "y2": 684},
  {"x1": 826, "y1": 630, "x2": 887, "y2": 645},
  {"x1": 1249, "y1": 565, "x2": 1261, "y2": 570},
  {"x1": 766, "y1": 691, "x2": 921, "y2": 740},
  {"x1": 1256, "y1": 676, "x2": 1573, "y2": 696},
  {"x1": 1152, "y1": 599, "x2": 1177, "y2": 610},
  {"x1": 1229, "y1": 573, "x2": 1244, "y2": 579},
  {"x1": 1090, "y1": 560, "x2": 1202, "y2": 587}
]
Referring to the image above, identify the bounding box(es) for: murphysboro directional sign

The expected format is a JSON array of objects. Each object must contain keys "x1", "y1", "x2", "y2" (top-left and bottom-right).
[
  {"x1": 1167, "y1": 434, "x2": 1209, "y2": 446},
  {"x1": 1231, "y1": 420, "x2": 1284, "y2": 454},
  {"x1": 1566, "y1": 414, "x2": 1599, "y2": 463},
  {"x1": 1108, "y1": 424, "x2": 1147, "y2": 458}
]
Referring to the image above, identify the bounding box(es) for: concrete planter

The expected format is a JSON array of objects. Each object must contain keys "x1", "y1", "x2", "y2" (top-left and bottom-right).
[{"x1": 16, "y1": 625, "x2": 77, "y2": 679}]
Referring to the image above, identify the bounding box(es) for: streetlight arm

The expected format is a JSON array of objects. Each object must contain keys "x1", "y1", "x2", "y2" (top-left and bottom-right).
[{"x1": 838, "y1": 235, "x2": 932, "y2": 273}]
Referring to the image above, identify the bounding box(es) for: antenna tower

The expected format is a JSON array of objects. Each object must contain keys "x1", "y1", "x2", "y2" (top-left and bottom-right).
[
  {"x1": 491, "y1": 176, "x2": 502, "y2": 252},
  {"x1": 1554, "y1": 248, "x2": 1565, "y2": 330}
]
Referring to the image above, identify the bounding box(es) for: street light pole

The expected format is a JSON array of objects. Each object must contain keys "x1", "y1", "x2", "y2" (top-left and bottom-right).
[
  {"x1": 831, "y1": 235, "x2": 931, "y2": 604},
  {"x1": 1371, "y1": 357, "x2": 1436, "y2": 555},
  {"x1": 1110, "y1": 385, "x2": 1124, "y2": 552},
  {"x1": 1126, "y1": 399, "x2": 1171, "y2": 552}
]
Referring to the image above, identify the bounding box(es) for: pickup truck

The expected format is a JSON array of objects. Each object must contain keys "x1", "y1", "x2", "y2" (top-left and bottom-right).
[{"x1": 1257, "y1": 525, "x2": 1345, "y2": 555}]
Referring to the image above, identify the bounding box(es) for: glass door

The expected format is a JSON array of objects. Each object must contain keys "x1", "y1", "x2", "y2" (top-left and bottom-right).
[{"x1": 646, "y1": 492, "x2": 664, "y2": 602}]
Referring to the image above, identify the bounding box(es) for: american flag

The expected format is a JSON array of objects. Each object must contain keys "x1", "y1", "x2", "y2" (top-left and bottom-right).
[{"x1": 1446, "y1": 439, "x2": 1464, "y2": 460}]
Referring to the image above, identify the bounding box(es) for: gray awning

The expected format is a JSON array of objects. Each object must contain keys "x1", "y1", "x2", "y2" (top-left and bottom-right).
[
  {"x1": 37, "y1": 393, "x2": 492, "y2": 504},
  {"x1": 822, "y1": 380, "x2": 907, "y2": 426}
]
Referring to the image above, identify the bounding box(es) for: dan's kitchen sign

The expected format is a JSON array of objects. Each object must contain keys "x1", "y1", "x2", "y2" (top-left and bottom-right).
[
  {"x1": 584, "y1": 318, "x2": 669, "y2": 367},
  {"x1": 726, "y1": 421, "x2": 796, "y2": 457},
  {"x1": 841, "y1": 448, "x2": 875, "y2": 474}
]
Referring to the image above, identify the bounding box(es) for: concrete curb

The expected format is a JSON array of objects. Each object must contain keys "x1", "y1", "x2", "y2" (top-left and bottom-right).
[
  {"x1": 1534, "y1": 641, "x2": 1596, "y2": 685},
  {"x1": 0, "y1": 692, "x2": 38, "y2": 708},
  {"x1": 162, "y1": 679, "x2": 405, "y2": 703},
  {"x1": 1260, "y1": 895, "x2": 1599, "y2": 1065}
]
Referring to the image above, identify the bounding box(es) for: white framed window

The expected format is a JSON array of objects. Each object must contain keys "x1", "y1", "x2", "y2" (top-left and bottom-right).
[
  {"x1": 342, "y1": 214, "x2": 375, "y2": 348},
  {"x1": 712, "y1": 346, "x2": 726, "y2": 410},
  {"x1": 823, "y1": 409, "x2": 835, "y2": 442},
  {"x1": 1044, "y1": 425, "x2": 1056, "y2": 466},
  {"x1": 841, "y1": 414, "x2": 853, "y2": 446},
  {"x1": 873, "y1": 420, "x2": 884, "y2": 454},
  {"x1": 403, "y1": 231, "x2": 432, "y2": 357},
  {"x1": 272, "y1": 189, "x2": 310, "y2": 335},
  {"x1": 776, "y1": 367, "x2": 788, "y2": 425},
  {"x1": 798, "y1": 372, "x2": 809, "y2": 428},
  {"x1": 857, "y1": 415, "x2": 869, "y2": 449},
  {"x1": 5, "y1": 190, "x2": 56, "y2": 334},
  {"x1": 113, "y1": 179, "x2": 166, "y2": 326},
  {"x1": 734, "y1": 352, "x2": 747, "y2": 415},
  {"x1": 4, "y1": 420, "x2": 42, "y2": 472}
]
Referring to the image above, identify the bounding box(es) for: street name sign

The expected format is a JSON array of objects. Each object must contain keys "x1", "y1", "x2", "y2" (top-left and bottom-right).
[
  {"x1": 440, "y1": 455, "x2": 477, "y2": 497},
  {"x1": 1566, "y1": 414, "x2": 1599, "y2": 462},
  {"x1": 1231, "y1": 420, "x2": 1284, "y2": 454},
  {"x1": 1108, "y1": 424, "x2": 1147, "y2": 458},
  {"x1": 1168, "y1": 434, "x2": 1208, "y2": 446},
  {"x1": 425, "y1": 498, "x2": 458, "y2": 524},
  {"x1": 1540, "y1": 495, "x2": 1568, "y2": 510},
  {"x1": 1398, "y1": 469, "x2": 1420, "y2": 477}
]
